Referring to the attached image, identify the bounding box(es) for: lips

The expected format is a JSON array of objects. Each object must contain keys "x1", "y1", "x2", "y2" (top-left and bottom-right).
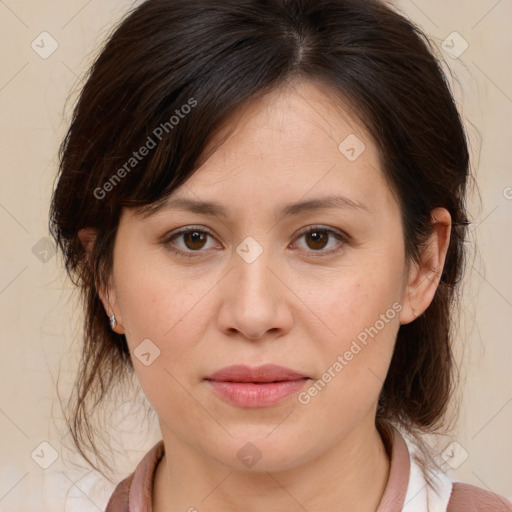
[
  {"x1": 204, "y1": 364, "x2": 310, "y2": 408},
  {"x1": 205, "y1": 364, "x2": 308, "y2": 383}
]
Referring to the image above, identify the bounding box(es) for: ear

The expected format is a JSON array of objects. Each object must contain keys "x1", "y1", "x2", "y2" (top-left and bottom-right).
[
  {"x1": 77, "y1": 227, "x2": 125, "y2": 335},
  {"x1": 399, "y1": 207, "x2": 451, "y2": 325},
  {"x1": 77, "y1": 227, "x2": 97, "y2": 255}
]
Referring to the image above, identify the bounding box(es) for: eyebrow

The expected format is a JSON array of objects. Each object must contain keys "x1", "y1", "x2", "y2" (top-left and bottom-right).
[{"x1": 158, "y1": 194, "x2": 370, "y2": 218}]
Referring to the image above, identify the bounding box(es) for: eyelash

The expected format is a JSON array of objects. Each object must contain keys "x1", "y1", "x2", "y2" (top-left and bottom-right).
[{"x1": 161, "y1": 225, "x2": 349, "y2": 259}]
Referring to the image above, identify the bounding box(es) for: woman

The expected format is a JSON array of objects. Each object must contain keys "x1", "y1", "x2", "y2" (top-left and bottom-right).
[{"x1": 49, "y1": 0, "x2": 511, "y2": 510}]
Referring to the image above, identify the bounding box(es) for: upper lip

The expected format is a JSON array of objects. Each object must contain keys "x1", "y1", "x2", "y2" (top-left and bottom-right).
[{"x1": 205, "y1": 364, "x2": 309, "y2": 383}]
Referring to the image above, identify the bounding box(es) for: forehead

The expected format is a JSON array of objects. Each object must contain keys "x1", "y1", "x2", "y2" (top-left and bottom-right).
[
  {"x1": 203, "y1": 77, "x2": 371, "y2": 161},
  {"x1": 169, "y1": 79, "x2": 393, "y2": 209},
  {"x1": 130, "y1": 77, "x2": 399, "y2": 225}
]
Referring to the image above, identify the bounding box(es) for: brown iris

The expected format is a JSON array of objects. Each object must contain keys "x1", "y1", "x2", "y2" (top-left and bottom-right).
[
  {"x1": 305, "y1": 230, "x2": 329, "y2": 250},
  {"x1": 183, "y1": 230, "x2": 208, "y2": 250}
]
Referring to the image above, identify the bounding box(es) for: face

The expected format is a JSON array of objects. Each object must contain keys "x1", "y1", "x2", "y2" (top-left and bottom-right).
[{"x1": 100, "y1": 78, "x2": 427, "y2": 472}]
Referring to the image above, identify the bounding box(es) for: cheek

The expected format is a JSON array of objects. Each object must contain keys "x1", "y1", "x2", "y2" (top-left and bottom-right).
[
  {"x1": 111, "y1": 250, "x2": 221, "y2": 408},
  {"x1": 298, "y1": 294, "x2": 400, "y2": 429},
  {"x1": 307, "y1": 256, "x2": 404, "y2": 344},
  {"x1": 113, "y1": 263, "x2": 213, "y2": 422},
  {"x1": 114, "y1": 245, "x2": 213, "y2": 342},
  {"x1": 298, "y1": 251, "x2": 404, "y2": 404}
]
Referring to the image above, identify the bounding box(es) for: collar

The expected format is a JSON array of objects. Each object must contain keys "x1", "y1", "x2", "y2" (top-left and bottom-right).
[{"x1": 379, "y1": 426, "x2": 453, "y2": 511}]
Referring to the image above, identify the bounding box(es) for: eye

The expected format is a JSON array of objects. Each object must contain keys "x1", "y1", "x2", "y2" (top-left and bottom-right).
[
  {"x1": 162, "y1": 227, "x2": 221, "y2": 257},
  {"x1": 290, "y1": 226, "x2": 348, "y2": 256},
  {"x1": 161, "y1": 225, "x2": 348, "y2": 259}
]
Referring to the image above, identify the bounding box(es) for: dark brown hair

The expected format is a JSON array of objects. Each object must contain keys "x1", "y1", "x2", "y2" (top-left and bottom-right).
[{"x1": 50, "y1": 0, "x2": 470, "y2": 482}]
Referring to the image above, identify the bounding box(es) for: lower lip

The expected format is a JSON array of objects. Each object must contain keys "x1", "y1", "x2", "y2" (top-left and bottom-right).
[{"x1": 206, "y1": 379, "x2": 310, "y2": 408}]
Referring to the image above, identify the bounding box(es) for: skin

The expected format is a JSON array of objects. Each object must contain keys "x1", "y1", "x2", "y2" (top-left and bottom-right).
[{"x1": 80, "y1": 77, "x2": 451, "y2": 511}]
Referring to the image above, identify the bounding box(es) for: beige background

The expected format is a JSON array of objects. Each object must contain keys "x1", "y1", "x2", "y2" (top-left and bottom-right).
[{"x1": 0, "y1": 0, "x2": 511, "y2": 510}]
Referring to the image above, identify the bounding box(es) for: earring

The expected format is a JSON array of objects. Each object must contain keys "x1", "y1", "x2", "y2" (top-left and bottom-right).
[{"x1": 109, "y1": 314, "x2": 117, "y2": 329}]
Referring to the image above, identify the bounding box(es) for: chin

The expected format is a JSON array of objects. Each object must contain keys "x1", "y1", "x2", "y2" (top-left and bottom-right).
[{"x1": 205, "y1": 429, "x2": 318, "y2": 473}]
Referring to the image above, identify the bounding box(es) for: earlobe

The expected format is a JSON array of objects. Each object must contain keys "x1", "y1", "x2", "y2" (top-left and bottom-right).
[
  {"x1": 99, "y1": 279, "x2": 126, "y2": 335},
  {"x1": 399, "y1": 207, "x2": 451, "y2": 325},
  {"x1": 109, "y1": 313, "x2": 125, "y2": 335}
]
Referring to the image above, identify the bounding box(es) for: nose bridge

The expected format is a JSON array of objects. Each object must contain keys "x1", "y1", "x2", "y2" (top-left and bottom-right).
[
  {"x1": 233, "y1": 234, "x2": 276, "y2": 304},
  {"x1": 217, "y1": 234, "x2": 292, "y2": 339}
]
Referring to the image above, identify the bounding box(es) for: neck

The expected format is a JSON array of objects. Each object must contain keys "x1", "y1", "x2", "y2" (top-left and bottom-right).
[{"x1": 153, "y1": 420, "x2": 391, "y2": 512}]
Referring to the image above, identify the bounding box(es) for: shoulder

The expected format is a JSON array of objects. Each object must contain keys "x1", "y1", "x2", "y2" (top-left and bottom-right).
[
  {"x1": 447, "y1": 481, "x2": 512, "y2": 512},
  {"x1": 104, "y1": 473, "x2": 134, "y2": 512}
]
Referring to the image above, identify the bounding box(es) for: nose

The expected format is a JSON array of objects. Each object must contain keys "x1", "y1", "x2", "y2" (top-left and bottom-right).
[{"x1": 216, "y1": 246, "x2": 294, "y2": 341}]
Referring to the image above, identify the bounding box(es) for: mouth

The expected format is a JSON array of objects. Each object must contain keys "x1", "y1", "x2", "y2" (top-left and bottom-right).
[
  {"x1": 205, "y1": 363, "x2": 309, "y2": 383},
  {"x1": 204, "y1": 364, "x2": 311, "y2": 408}
]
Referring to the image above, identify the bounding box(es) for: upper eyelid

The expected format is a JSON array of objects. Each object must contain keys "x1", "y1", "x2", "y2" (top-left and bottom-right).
[{"x1": 295, "y1": 225, "x2": 347, "y2": 239}]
